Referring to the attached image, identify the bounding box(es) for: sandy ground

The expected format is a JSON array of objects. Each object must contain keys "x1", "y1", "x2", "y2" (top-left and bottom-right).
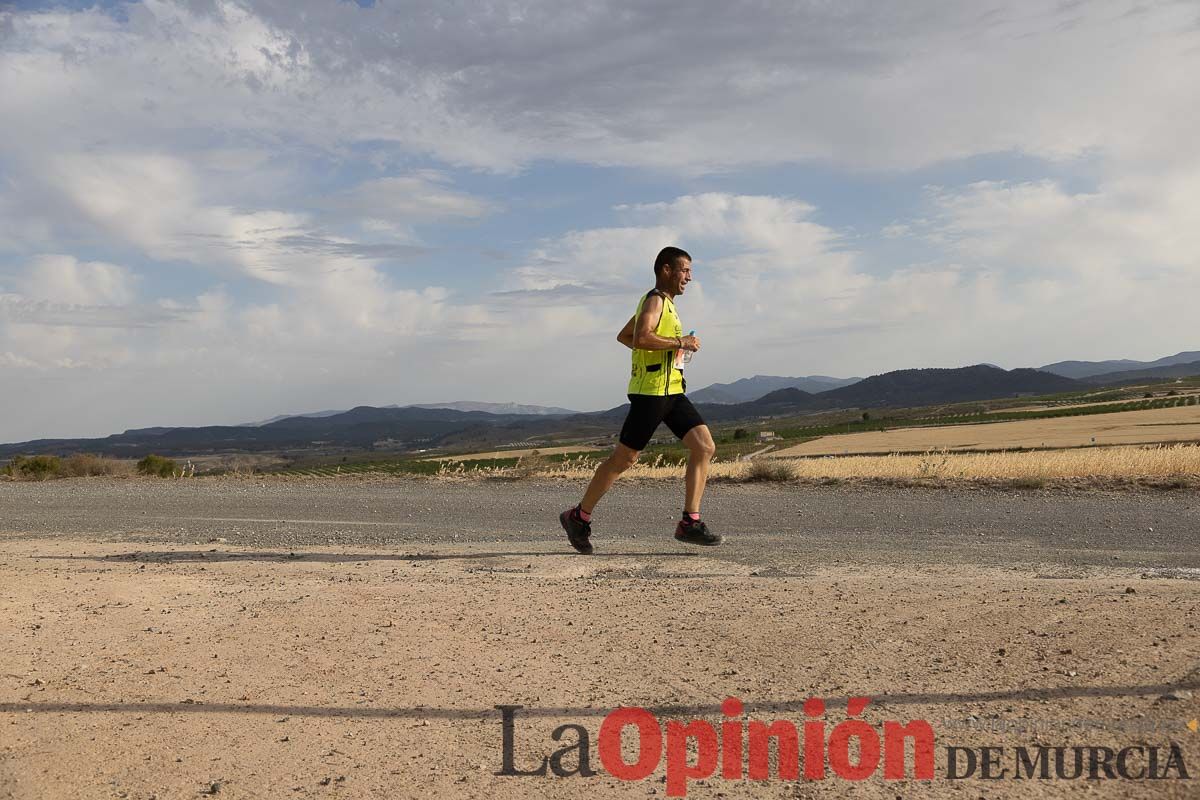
[
  {"x1": 2, "y1": 478, "x2": 1199, "y2": 799},
  {"x1": 772, "y1": 404, "x2": 1200, "y2": 456}
]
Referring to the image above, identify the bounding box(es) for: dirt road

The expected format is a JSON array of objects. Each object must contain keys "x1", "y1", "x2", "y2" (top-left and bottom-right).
[{"x1": 2, "y1": 477, "x2": 1198, "y2": 798}]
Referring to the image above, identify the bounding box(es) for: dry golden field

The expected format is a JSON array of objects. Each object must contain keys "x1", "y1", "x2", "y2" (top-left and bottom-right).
[
  {"x1": 425, "y1": 444, "x2": 604, "y2": 462},
  {"x1": 772, "y1": 403, "x2": 1200, "y2": 456},
  {"x1": 422, "y1": 405, "x2": 1200, "y2": 484},
  {"x1": 752, "y1": 444, "x2": 1200, "y2": 481},
  {"x1": 462, "y1": 443, "x2": 1200, "y2": 483}
]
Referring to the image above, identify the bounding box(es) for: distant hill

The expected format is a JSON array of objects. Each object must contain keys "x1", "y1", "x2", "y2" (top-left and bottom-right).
[
  {"x1": 120, "y1": 426, "x2": 178, "y2": 436},
  {"x1": 1039, "y1": 351, "x2": 1200, "y2": 379},
  {"x1": 243, "y1": 401, "x2": 575, "y2": 426},
  {"x1": 689, "y1": 365, "x2": 1078, "y2": 422},
  {"x1": 1039, "y1": 358, "x2": 1142, "y2": 379},
  {"x1": 406, "y1": 401, "x2": 577, "y2": 415},
  {"x1": 0, "y1": 405, "x2": 576, "y2": 460},
  {"x1": 753, "y1": 387, "x2": 817, "y2": 406},
  {"x1": 1080, "y1": 360, "x2": 1200, "y2": 385},
  {"x1": 817, "y1": 365, "x2": 1079, "y2": 408},
  {"x1": 241, "y1": 409, "x2": 356, "y2": 426},
  {"x1": 690, "y1": 374, "x2": 860, "y2": 404},
  {"x1": 705, "y1": 387, "x2": 817, "y2": 418},
  {"x1": 1149, "y1": 351, "x2": 1200, "y2": 368}
]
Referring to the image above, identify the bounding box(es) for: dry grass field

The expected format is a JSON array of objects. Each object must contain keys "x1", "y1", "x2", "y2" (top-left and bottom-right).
[
  {"x1": 772, "y1": 404, "x2": 1200, "y2": 456},
  {"x1": 518, "y1": 443, "x2": 1200, "y2": 484},
  {"x1": 424, "y1": 444, "x2": 604, "y2": 462}
]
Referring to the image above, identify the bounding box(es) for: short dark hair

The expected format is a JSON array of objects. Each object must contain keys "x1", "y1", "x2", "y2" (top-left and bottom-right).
[{"x1": 653, "y1": 246, "x2": 691, "y2": 276}]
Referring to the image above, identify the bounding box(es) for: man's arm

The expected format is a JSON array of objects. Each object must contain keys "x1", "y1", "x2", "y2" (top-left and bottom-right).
[
  {"x1": 631, "y1": 294, "x2": 692, "y2": 351},
  {"x1": 616, "y1": 315, "x2": 635, "y2": 349}
]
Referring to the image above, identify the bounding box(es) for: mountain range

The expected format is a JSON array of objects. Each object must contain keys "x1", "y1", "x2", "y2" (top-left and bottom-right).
[
  {"x1": 681, "y1": 365, "x2": 1080, "y2": 423},
  {"x1": 4, "y1": 352, "x2": 1198, "y2": 459},
  {"x1": 1077, "y1": 359, "x2": 1200, "y2": 385},
  {"x1": 688, "y1": 374, "x2": 861, "y2": 404},
  {"x1": 237, "y1": 353, "x2": 1200, "y2": 425},
  {"x1": 1037, "y1": 351, "x2": 1200, "y2": 379},
  {"x1": 816, "y1": 365, "x2": 1079, "y2": 408},
  {"x1": 2, "y1": 406, "x2": 574, "y2": 461},
  {"x1": 243, "y1": 400, "x2": 577, "y2": 426}
]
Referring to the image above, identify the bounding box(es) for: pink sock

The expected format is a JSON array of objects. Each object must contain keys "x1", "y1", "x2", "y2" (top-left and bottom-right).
[
  {"x1": 576, "y1": 506, "x2": 592, "y2": 522},
  {"x1": 684, "y1": 511, "x2": 700, "y2": 522}
]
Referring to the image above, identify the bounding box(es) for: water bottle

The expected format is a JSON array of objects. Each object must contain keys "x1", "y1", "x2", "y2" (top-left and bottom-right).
[{"x1": 682, "y1": 330, "x2": 695, "y2": 365}]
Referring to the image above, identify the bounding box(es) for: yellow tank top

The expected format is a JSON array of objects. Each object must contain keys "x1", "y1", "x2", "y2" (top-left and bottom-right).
[{"x1": 627, "y1": 289, "x2": 685, "y2": 396}]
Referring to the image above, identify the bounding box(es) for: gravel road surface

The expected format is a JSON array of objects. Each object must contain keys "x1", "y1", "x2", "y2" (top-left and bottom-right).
[
  {"x1": 3, "y1": 476, "x2": 1198, "y2": 570},
  {"x1": 2, "y1": 477, "x2": 1198, "y2": 799}
]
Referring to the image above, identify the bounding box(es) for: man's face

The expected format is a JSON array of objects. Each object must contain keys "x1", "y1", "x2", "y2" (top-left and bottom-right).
[{"x1": 668, "y1": 259, "x2": 692, "y2": 294}]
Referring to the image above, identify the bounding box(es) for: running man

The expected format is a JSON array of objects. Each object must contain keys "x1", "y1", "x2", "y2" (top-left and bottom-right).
[{"x1": 559, "y1": 246, "x2": 721, "y2": 554}]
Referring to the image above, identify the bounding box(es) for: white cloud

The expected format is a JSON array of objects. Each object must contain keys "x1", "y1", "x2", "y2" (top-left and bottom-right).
[
  {"x1": 4, "y1": 1, "x2": 1198, "y2": 174},
  {"x1": 1, "y1": 149, "x2": 488, "y2": 304},
  {"x1": 879, "y1": 169, "x2": 1200, "y2": 365},
  {"x1": 322, "y1": 173, "x2": 494, "y2": 225},
  {"x1": 926, "y1": 171, "x2": 1200, "y2": 276},
  {"x1": 17, "y1": 254, "x2": 136, "y2": 306},
  {"x1": 0, "y1": 258, "x2": 488, "y2": 440},
  {"x1": 3, "y1": 1, "x2": 1200, "y2": 441}
]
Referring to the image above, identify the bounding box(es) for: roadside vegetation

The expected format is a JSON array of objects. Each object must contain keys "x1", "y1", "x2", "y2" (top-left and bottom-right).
[
  {"x1": 540, "y1": 443, "x2": 1200, "y2": 487},
  {"x1": 1, "y1": 453, "x2": 197, "y2": 480},
  {"x1": 268, "y1": 441, "x2": 1200, "y2": 489},
  {"x1": 275, "y1": 450, "x2": 602, "y2": 478},
  {"x1": 2, "y1": 453, "x2": 130, "y2": 480}
]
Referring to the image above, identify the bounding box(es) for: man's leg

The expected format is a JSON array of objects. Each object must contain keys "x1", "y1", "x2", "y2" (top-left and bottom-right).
[
  {"x1": 580, "y1": 443, "x2": 640, "y2": 513},
  {"x1": 682, "y1": 425, "x2": 716, "y2": 513},
  {"x1": 562, "y1": 396, "x2": 656, "y2": 553}
]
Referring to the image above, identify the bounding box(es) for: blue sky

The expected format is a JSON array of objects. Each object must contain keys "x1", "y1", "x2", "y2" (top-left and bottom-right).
[{"x1": 2, "y1": 0, "x2": 1199, "y2": 441}]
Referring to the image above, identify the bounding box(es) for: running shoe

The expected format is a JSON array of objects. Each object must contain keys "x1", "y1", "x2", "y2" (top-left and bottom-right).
[
  {"x1": 675, "y1": 517, "x2": 723, "y2": 546},
  {"x1": 560, "y1": 507, "x2": 594, "y2": 555}
]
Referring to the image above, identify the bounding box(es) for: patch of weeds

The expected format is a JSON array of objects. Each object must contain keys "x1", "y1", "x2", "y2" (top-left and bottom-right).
[
  {"x1": 1007, "y1": 476, "x2": 1048, "y2": 490},
  {"x1": 743, "y1": 459, "x2": 797, "y2": 482}
]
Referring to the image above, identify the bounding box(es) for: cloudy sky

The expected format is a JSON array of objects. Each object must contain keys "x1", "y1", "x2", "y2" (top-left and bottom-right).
[{"x1": 1, "y1": 0, "x2": 1198, "y2": 442}]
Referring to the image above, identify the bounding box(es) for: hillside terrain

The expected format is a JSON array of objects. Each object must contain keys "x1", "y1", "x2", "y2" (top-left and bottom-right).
[{"x1": 6, "y1": 357, "x2": 1200, "y2": 462}]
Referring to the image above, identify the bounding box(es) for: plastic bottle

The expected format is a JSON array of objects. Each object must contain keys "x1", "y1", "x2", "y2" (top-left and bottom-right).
[{"x1": 682, "y1": 330, "x2": 696, "y2": 365}]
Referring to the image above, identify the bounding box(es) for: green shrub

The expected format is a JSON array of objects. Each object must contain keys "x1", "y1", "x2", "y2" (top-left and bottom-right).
[
  {"x1": 2, "y1": 454, "x2": 63, "y2": 480},
  {"x1": 137, "y1": 454, "x2": 180, "y2": 478}
]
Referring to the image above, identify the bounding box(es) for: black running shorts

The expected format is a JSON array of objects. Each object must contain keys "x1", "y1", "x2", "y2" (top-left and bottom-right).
[{"x1": 618, "y1": 393, "x2": 706, "y2": 451}]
